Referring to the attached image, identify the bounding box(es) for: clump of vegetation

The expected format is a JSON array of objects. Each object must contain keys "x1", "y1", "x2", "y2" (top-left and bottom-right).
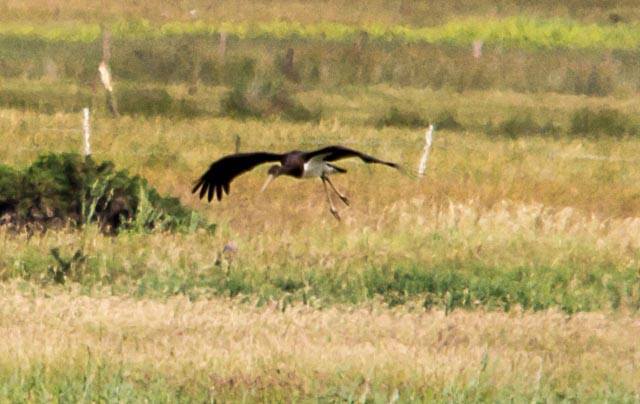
[
  {"x1": 375, "y1": 107, "x2": 427, "y2": 128},
  {"x1": 221, "y1": 72, "x2": 320, "y2": 122},
  {"x1": 485, "y1": 113, "x2": 559, "y2": 138},
  {"x1": 434, "y1": 110, "x2": 462, "y2": 131},
  {"x1": 0, "y1": 153, "x2": 212, "y2": 234},
  {"x1": 374, "y1": 108, "x2": 462, "y2": 131},
  {"x1": 497, "y1": 114, "x2": 541, "y2": 138},
  {"x1": 0, "y1": 87, "x2": 91, "y2": 114},
  {"x1": 570, "y1": 107, "x2": 638, "y2": 137},
  {"x1": 0, "y1": 85, "x2": 202, "y2": 118},
  {"x1": 116, "y1": 87, "x2": 202, "y2": 117}
]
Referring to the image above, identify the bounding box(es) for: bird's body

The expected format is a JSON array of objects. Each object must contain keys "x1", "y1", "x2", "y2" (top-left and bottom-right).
[
  {"x1": 302, "y1": 157, "x2": 346, "y2": 179},
  {"x1": 192, "y1": 145, "x2": 400, "y2": 219}
]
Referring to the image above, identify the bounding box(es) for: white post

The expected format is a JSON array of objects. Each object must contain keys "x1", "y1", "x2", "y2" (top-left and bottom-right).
[
  {"x1": 82, "y1": 107, "x2": 91, "y2": 157},
  {"x1": 418, "y1": 124, "x2": 434, "y2": 177},
  {"x1": 98, "y1": 61, "x2": 113, "y2": 93}
]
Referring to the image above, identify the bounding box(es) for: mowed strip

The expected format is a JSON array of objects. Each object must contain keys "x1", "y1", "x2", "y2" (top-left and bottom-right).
[{"x1": 0, "y1": 286, "x2": 638, "y2": 398}]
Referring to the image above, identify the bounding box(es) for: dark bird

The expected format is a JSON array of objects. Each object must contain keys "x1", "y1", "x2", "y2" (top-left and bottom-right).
[{"x1": 192, "y1": 145, "x2": 401, "y2": 220}]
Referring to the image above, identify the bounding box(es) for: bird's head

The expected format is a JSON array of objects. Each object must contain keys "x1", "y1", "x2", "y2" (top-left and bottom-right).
[
  {"x1": 261, "y1": 165, "x2": 282, "y2": 192},
  {"x1": 267, "y1": 165, "x2": 282, "y2": 176}
]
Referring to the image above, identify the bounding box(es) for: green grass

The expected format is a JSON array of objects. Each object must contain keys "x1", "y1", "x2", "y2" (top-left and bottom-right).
[
  {"x1": 3, "y1": 17, "x2": 640, "y2": 50},
  {"x1": 1, "y1": 358, "x2": 637, "y2": 402},
  {"x1": 3, "y1": 42, "x2": 638, "y2": 98},
  {"x1": 2, "y1": 216, "x2": 638, "y2": 314}
]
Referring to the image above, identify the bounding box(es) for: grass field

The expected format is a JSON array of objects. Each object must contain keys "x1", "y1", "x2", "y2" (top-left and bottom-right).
[
  {"x1": 1, "y1": 0, "x2": 640, "y2": 401},
  {"x1": 0, "y1": 284, "x2": 639, "y2": 401}
]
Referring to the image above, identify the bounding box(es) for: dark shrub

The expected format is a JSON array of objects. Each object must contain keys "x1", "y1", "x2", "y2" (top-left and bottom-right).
[
  {"x1": 221, "y1": 75, "x2": 320, "y2": 122},
  {"x1": 434, "y1": 110, "x2": 462, "y2": 131},
  {"x1": 0, "y1": 165, "x2": 21, "y2": 214},
  {"x1": 116, "y1": 87, "x2": 203, "y2": 117},
  {"x1": 570, "y1": 108, "x2": 637, "y2": 137},
  {"x1": 222, "y1": 56, "x2": 257, "y2": 88},
  {"x1": 117, "y1": 87, "x2": 173, "y2": 116},
  {"x1": 376, "y1": 107, "x2": 427, "y2": 128},
  {"x1": 484, "y1": 114, "x2": 560, "y2": 138},
  {"x1": 0, "y1": 88, "x2": 90, "y2": 114},
  {"x1": 497, "y1": 113, "x2": 540, "y2": 138},
  {"x1": 0, "y1": 153, "x2": 213, "y2": 234}
]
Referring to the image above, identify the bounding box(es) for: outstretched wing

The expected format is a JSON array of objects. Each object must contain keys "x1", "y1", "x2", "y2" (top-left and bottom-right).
[
  {"x1": 192, "y1": 152, "x2": 282, "y2": 201},
  {"x1": 304, "y1": 145, "x2": 399, "y2": 169}
]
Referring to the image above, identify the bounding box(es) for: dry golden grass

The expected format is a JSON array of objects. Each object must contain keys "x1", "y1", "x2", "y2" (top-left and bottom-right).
[
  {"x1": 0, "y1": 283, "x2": 638, "y2": 399},
  {"x1": 3, "y1": 85, "x2": 640, "y2": 224},
  {"x1": 2, "y1": 196, "x2": 639, "y2": 280},
  {"x1": 1, "y1": 88, "x2": 639, "y2": 307},
  {"x1": 2, "y1": 88, "x2": 640, "y2": 310}
]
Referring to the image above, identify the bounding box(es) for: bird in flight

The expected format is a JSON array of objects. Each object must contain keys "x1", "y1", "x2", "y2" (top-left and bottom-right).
[{"x1": 192, "y1": 145, "x2": 401, "y2": 220}]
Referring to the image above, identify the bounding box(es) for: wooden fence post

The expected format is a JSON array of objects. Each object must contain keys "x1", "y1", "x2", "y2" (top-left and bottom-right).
[
  {"x1": 281, "y1": 47, "x2": 298, "y2": 81},
  {"x1": 218, "y1": 32, "x2": 227, "y2": 59},
  {"x1": 235, "y1": 134, "x2": 241, "y2": 153}
]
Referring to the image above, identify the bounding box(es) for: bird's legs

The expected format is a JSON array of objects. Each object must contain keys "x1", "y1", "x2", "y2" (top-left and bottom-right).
[
  {"x1": 323, "y1": 175, "x2": 350, "y2": 206},
  {"x1": 321, "y1": 177, "x2": 341, "y2": 220}
]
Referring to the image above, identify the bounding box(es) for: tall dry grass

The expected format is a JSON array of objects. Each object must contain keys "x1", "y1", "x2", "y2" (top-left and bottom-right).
[
  {"x1": 0, "y1": 284, "x2": 638, "y2": 400},
  {"x1": 2, "y1": 85, "x2": 640, "y2": 220}
]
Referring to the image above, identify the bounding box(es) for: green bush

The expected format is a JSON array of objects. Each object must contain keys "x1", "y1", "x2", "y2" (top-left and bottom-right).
[
  {"x1": 0, "y1": 153, "x2": 213, "y2": 234},
  {"x1": 0, "y1": 165, "x2": 21, "y2": 214},
  {"x1": 570, "y1": 107, "x2": 638, "y2": 137}
]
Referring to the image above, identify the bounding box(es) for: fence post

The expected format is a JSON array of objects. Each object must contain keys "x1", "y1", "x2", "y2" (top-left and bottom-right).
[
  {"x1": 418, "y1": 124, "x2": 434, "y2": 177},
  {"x1": 472, "y1": 40, "x2": 483, "y2": 59},
  {"x1": 281, "y1": 48, "x2": 298, "y2": 82},
  {"x1": 235, "y1": 134, "x2": 241, "y2": 153},
  {"x1": 218, "y1": 32, "x2": 227, "y2": 59},
  {"x1": 189, "y1": 37, "x2": 202, "y2": 95},
  {"x1": 82, "y1": 107, "x2": 91, "y2": 157},
  {"x1": 99, "y1": 25, "x2": 119, "y2": 117}
]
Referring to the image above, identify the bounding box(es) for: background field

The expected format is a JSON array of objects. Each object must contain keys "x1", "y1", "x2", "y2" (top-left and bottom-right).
[{"x1": 1, "y1": 0, "x2": 640, "y2": 401}]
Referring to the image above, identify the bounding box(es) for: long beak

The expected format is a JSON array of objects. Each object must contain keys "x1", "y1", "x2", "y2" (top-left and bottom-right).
[{"x1": 261, "y1": 174, "x2": 275, "y2": 192}]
